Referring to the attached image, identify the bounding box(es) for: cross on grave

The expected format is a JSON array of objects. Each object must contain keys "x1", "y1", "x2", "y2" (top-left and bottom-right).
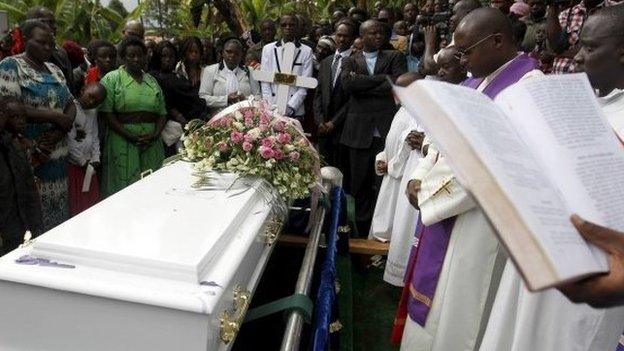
[{"x1": 251, "y1": 42, "x2": 318, "y2": 115}]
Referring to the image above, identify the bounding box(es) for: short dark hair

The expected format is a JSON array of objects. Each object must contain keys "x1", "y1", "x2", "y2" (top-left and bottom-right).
[
  {"x1": 118, "y1": 35, "x2": 147, "y2": 58},
  {"x1": 87, "y1": 39, "x2": 116, "y2": 61},
  {"x1": 260, "y1": 19, "x2": 276, "y2": 28},
  {"x1": 222, "y1": 36, "x2": 244, "y2": 51},
  {"x1": 336, "y1": 18, "x2": 358, "y2": 36},
  {"x1": 148, "y1": 40, "x2": 178, "y2": 71},
  {"x1": 21, "y1": 19, "x2": 51, "y2": 40}
]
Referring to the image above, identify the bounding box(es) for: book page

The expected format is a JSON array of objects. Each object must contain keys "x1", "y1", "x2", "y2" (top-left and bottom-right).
[
  {"x1": 497, "y1": 74, "x2": 624, "y2": 268},
  {"x1": 396, "y1": 80, "x2": 605, "y2": 284}
]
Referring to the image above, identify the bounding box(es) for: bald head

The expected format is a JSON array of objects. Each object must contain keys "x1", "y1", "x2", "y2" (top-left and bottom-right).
[
  {"x1": 456, "y1": 8, "x2": 513, "y2": 42},
  {"x1": 450, "y1": 0, "x2": 482, "y2": 31},
  {"x1": 360, "y1": 20, "x2": 384, "y2": 52},
  {"x1": 396, "y1": 72, "x2": 423, "y2": 87},
  {"x1": 123, "y1": 20, "x2": 145, "y2": 40},
  {"x1": 574, "y1": 5, "x2": 624, "y2": 96},
  {"x1": 454, "y1": 8, "x2": 517, "y2": 78},
  {"x1": 359, "y1": 19, "x2": 379, "y2": 36}
]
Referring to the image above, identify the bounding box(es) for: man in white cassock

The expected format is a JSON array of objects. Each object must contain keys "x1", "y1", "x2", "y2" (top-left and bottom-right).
[
  {"x1": 369, "y1": 72, "x2": 425, "y2": 243},
  {"x1": 398, "y1": 9, "x2": 543, "y2": 351},
  {"x1": 479, "y1": 8, "x2": 624, "y2": 351}
]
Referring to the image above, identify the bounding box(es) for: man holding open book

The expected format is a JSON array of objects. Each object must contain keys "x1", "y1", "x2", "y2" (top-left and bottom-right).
[
  {"x1": 479, "y1": 6, "x2": 624, "y2": 351},
  {"x1": 395, "y1": 5, "x2": 624, "y2": 351},
  {"x1": 398, "y1": 8, "x2": 543, "y2": 351}
]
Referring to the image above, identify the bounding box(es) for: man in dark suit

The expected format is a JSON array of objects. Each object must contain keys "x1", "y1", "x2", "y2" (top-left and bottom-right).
[
  {"x1": 340, "y1": 19, "x2": 407, "y2": 236},
  {"x1": 314, "y1": 19, "x2": 357, "y2": 170}
]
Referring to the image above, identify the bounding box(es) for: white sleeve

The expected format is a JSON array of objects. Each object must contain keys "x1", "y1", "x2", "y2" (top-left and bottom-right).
[
  {"x1": 287, "y1": 48, "x2": 312, "y2": 110},
  {"x1": 260, "y1": 45, "x2": 273, "y2": 102},
  {"x1": 198, "y1": 65, "x2": 228, "y2": 108},
  {"x1": 86, "y1": 109, "x2": 100, "y2": 163}
]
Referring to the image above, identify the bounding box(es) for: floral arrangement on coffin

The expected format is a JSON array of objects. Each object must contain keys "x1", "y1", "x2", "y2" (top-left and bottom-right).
[{"x1": 182, "y1": 99, "x2": 320, "y2": 201}]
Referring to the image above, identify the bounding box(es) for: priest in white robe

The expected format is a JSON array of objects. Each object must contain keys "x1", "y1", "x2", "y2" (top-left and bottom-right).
[
  {"x1": 383, "y1": 123, "x2": 425, "y2": 287},
  {"x1": 369, "y1": 107, "x2": 417, "y2": 241},
  {"x1": 479, "y1": 9, "x2": 624, "y2": 351},
  {"x1": 397, "y1": 9, "x2": 543, "y2": 350}
]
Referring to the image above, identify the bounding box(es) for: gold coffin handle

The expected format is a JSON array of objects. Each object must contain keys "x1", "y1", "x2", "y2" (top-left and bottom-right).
[
  {"x1": 220, "y1": 284, "x2": 252, "y2": 344},
  {"x1": 264, "y1": 217, "x2": 284, "y2": 246}
]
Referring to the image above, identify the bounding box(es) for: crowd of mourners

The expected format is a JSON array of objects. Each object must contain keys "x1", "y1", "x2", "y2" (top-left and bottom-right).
[{"x1": 3, "y1": 0, "x2": 624, "y2": 331}]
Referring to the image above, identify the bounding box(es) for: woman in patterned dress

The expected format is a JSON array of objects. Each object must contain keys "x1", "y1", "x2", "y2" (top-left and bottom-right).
[
  {"x1": 99, "y1": 36, "x2": 167, "y2": 197},
  {"x1": 0, "y1": 20, "x2": 75, "y2": 232}
]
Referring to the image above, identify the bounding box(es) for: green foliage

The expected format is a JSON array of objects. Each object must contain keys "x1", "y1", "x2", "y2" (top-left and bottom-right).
[{"x1": 0, "y1": 0, "x2": 147, "y2": 44}]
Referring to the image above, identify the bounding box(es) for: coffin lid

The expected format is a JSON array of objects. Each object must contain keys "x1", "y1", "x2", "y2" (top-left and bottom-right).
[{"x1": 31, "y1": 162, "x2": 271, "y2": 284}]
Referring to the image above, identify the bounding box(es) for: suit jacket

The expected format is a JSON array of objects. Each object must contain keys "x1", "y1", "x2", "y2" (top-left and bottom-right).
[
  {"x1": 339, "y1": 50, "x2": 407, "y2": 149},
  {"x1": 313, "y1": 53, "x2": 352, "y2": 143},
  {"x1": 199, "y1": 62, "x2": 260, "y2": 115},
  {"x1": 260, "y1": 41, "x2": 313, "y2": 116}
]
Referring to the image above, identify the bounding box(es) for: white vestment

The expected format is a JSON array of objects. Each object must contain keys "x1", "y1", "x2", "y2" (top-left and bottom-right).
[
  {"x1": 401, "y1": 61, "x2": 542, "y2": 351},
  {"x1": 383, "y1": 121, "x2": 425, "y2": 286},
  {"x1": 369, "y1": 107, "x2": 418, "y2": 241},
  {"x1": 478, "y1": 88, "x2": 624, "y2": 351}
]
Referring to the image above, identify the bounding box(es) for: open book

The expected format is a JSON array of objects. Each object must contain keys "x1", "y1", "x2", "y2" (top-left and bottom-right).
[{"x1": 394, "y1": 73, "x2": 624, "y2": 291}]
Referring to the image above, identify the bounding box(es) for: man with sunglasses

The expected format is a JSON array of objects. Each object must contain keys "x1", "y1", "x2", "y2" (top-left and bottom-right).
[
  {"x1": 480, "y1": 6, "x2": 624, "y2": 351},
  {"x1": 260, "y1": 13, "x2": 313, "y2": 120},
  {"x1": 400, "y1": 8, "x2": 541, "y2": 351}
]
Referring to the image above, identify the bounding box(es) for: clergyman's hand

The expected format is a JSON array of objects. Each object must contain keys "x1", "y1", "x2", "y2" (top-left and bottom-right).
[
  {"x1": 557, "y1": 214, "x2": 624, "y2": 308},
  {"x1": 376, "y1": 160, "x2": 388, "y2": 174},
  {"x1": 407, "y1": 179, "x2": 421, "y2": 209},
  {"x1": 406, "y1": 131, "x2": 425, "y2": 150}
]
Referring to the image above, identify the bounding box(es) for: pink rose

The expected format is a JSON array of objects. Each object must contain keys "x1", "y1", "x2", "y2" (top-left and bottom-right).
[
  {"x1": 260, "y1": 115, "x2": 270, "y2": 125},
  {"x1": 289, "y1": 151, "x2": 300, "y2": 162},
  {"x1": 259, "y1": 146, "x2": 274, "y2": 159},
  {"x1": 230, "y1": 131, "x2": 244, "y2": 143},
  {"x1": 218, "y1": 142, "x2": 229, "y2": 152},
  {"x1": 243, "y1": 133, "x2": 254, "y2": 143},
  {"x1": 273, "y1": 121, "x2": 285, "y2": 132},
  {"x1": 261, "y1": 138, "x2": 274, "y2": 148},
  {"x1": 277, "y1": 132, "x2": 291, "y2": 144},
  {"x1": 259, "y1": 124, "x2": 269, "y2": 132},
  {"x1": 243, "y1": 109, "x2": 253, "y2": 119},
  {"x1": 244, "y1": 117, "x2": 254, "y2": 126},
  {"x1": 273, "y1": 149, "x2": 285, "y2": 160},
  {"x1": 296, "y1": 137, "x2": 308, "y2": 146},
  {"x1": 242, "y1": 141, "x2": 253, "y2": 152}
]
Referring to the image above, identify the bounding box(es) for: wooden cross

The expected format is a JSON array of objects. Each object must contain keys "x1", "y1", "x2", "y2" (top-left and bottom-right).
[{"x1": 251, "y1": 42, "x2": 318, "y2": 115}]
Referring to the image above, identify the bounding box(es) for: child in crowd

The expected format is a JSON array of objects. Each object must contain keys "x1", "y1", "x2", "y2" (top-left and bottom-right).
[
  {"x1": 0, "y1": 97, "x2": 43, "y2": 255},
  {"x1": 67, "y1": 83, "x2": 107, "y2": 216}
]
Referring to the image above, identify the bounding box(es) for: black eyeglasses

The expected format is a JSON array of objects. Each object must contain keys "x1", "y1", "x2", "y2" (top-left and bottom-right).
[{"x1": 454, "y1": 33, "x2": 500, "y2": 60}]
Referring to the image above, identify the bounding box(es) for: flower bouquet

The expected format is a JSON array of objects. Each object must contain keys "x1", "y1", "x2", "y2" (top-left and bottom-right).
[{"x1": 182, "y1": 99, "x2": 320, "y2": 201}]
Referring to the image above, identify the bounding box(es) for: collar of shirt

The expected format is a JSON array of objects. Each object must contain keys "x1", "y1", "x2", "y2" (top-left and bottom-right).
[
  {"x1": 362, "y1": 50, "x2": 378, "y2": 59},
  {"x1": 120, "y1": 66, "x2": 156, "y2": 89},
  {"x1": 335, "y1": 48, "x2": 353, "y2": 59},
  {"x1": 221, "y1": 62, "x2": 239, "y2": 75},
  {"x1": 477, "y1": 53, "x2": 522, "y2": 92}
]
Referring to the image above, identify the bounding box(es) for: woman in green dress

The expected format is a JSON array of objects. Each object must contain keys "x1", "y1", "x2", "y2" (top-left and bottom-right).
[{"x1": 99, "y1": 36, "x2": 167, "y2": 197}]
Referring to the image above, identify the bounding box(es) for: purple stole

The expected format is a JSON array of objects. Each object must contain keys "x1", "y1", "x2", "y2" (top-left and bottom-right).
[{"x1": 405, "y1": 53, "x2": 539, "y2": 326}]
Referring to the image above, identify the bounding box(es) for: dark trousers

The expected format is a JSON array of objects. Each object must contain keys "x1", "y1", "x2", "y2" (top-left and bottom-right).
[
  {"x1": 319, "y1": 136, "x2": 350, "y2": 186},
  {"x1": 347, "y1": 137, "x2": 384, "y2": 237}
]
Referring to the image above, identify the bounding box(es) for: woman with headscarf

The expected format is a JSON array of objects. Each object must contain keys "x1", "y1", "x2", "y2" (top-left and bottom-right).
[
  {"x1": 99, "y1": 36, "x2": 167, "y2": 197},
  {"x1": 0, "y1": 20, "x2": 75, "y2": 231},
  {"x1": 198, "y1": 37, "x2": 259, "y2": 116}
]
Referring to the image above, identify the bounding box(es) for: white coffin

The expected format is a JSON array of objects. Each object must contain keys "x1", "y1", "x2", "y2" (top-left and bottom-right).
[{"x1": 0, "y1": 162, "x2": 286, "y2": 351}]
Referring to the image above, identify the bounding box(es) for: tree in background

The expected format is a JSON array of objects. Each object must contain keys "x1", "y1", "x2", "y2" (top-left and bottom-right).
[{"x1": 0, "y1": 0, "x2": 146, "y2": 44}]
